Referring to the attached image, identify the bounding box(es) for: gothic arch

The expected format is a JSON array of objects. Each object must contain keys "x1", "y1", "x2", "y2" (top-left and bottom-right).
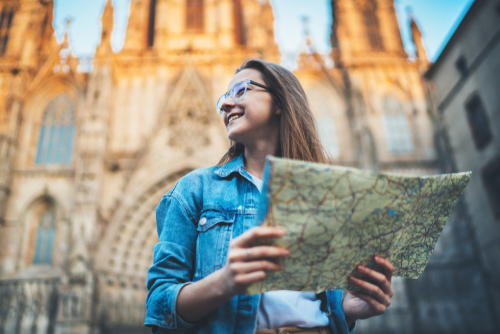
[
  {"x1": 126, "y1": 65, "x2": 217, "y2": 173},
  {"x1": 25, "y1": 76, "x2": 83, "y2": 125},
  {"x1": 162, "y1": 66, "x2": 216, "y2": 154},
  {"x1": 18, "y1": 193, "x2": 67, "y2": 272},
  {"x1": 18, "y1": 76, "x2": 84, "y2": 168},
  {"x1": 95, "y1": 166, "x2": 203, "y2": 287}
]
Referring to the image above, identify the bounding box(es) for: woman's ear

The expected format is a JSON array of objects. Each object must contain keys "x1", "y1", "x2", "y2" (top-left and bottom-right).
[{"x1": 275, "y1": 105, "x2": 281, "y2": 115}]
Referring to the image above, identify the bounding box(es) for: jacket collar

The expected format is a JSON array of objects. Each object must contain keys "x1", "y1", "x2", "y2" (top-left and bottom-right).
[{"x1": 215, "y1": 153, "x2": 246, "y2": 178}]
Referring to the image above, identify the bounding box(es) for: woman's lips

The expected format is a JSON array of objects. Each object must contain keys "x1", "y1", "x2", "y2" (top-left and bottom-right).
[{"x1": 227, "y1": 113, "x2": 244, "y2": 125}]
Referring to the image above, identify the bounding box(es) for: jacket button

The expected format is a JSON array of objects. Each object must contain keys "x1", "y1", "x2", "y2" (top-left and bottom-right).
[
  {"x1": 199, "y1": 217, "x2": 207, "y2": 226},
  {"x1": 165, "y1": 314, "x2": 173, "y2": 324}
]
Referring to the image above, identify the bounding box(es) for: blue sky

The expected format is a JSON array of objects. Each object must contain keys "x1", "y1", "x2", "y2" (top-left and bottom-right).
[{"x1": 53, "y1": 0, "x2": 474, "y2": 63}]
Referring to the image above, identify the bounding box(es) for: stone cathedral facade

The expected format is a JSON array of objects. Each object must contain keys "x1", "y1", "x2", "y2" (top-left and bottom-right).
[{"x1": 1, "y1": 0, "x2": 491, "y2": 334}]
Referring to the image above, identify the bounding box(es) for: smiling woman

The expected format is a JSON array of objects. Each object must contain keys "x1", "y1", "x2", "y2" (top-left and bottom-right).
[
  {"x1": 144, "y1": 59, "x2": 395, "y2": 334},
  {"x1": 217, "y1": 59, "x2": 330, "y2": 167}
]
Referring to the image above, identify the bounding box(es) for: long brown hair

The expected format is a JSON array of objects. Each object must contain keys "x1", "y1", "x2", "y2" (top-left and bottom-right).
[{"x1": 217, "y1": 59, "x2": 331, "y2": 165}]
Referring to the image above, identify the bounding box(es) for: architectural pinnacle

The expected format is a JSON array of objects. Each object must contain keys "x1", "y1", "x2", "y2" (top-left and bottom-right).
[
  {"x1": 96, "y1": 0, "x2": 114, "y2": 58},
  {"x1": 301, "y1": 16, "x2": 312, "y2": 45},
  {"x1": 407, "y1": 7, "x2": 429, "y2": 64},
  {"x1": 63, "y1": 18, "x2": 71, "y2": 46}
]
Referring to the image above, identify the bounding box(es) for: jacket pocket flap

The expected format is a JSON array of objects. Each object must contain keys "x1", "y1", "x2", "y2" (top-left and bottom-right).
[{"x1": 197, "y1": 211, "x2": 235, "y2": 232}]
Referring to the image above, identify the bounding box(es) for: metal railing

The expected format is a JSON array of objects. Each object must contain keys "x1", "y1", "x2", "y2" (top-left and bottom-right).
[{"x1": 0, "y1": 277, "x2": 59, "y2": 334}]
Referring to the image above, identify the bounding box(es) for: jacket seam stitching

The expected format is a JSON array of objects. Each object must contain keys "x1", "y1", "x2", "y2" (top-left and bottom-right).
[{"x1": 167, "y1": 193, "x2": 196, "y2": 226}]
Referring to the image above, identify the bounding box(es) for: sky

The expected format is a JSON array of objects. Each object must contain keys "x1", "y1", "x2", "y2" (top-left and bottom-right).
[{"x1": 53, "y1": 0, "x2": 474, "y2": 64}]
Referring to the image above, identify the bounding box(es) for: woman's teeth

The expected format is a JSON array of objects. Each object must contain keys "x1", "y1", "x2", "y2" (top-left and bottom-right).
[{"x1": 229, "y1": 114, "x2": 242, "y2": 122}]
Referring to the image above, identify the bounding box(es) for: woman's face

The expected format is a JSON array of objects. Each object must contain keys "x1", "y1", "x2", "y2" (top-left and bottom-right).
[{"x1": 220, "y1": 68, "x2": 280, "y2": 147}]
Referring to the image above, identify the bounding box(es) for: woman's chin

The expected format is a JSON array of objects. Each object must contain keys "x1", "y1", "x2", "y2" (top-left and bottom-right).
[{"x1": 226, "y1": 126, "x2": 244, "y2": 142}]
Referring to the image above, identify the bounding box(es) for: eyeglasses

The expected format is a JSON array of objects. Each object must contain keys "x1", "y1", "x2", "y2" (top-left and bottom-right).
[{"x1": 216, "y1": 79, "x2": 272, "y2": 115}]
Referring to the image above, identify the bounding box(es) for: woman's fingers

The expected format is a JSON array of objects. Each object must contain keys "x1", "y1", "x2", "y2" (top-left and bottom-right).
[
  {"x1": 357, "y1": 265, "x2": 393, "y2": 297},
  {"x1": 230, "y1": 226, "x2": 285, "y2": 248},
  {"x1": 228, "y1": 245, "x2": 290, "y2": 263},
  {"x1": 233, "y1": 271, "x2": 267, "y2": 287},
  {"x1": 349, "y1": 276, "x2": 391, "y2": 306},
  {"x1": 374, "y1": 256, "x2": 394, "y2": 282},
  {"x1": 229, "y1": 260, "x2": 282, "y2": 275}
]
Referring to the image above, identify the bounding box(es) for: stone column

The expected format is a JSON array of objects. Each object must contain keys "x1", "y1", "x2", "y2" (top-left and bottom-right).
[
  {"x1": 57, "y1": 62, "x2": 112, "y2": 334},
  {"x1": 0, "y1": 76, "x2": 24, "y2": 226}
]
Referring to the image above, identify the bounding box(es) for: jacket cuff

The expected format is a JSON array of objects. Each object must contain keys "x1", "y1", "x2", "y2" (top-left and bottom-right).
[
  {"x1": 325, "y1": 289, "x2": 351, "y2": 334},
  {"x1": 145, "y1": 282, "x2": 196, "y2": 332}
]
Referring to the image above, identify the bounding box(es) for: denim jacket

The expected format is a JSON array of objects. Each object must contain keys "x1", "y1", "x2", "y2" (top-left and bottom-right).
[{"x1": 145, "y1": 154, "x2": 354, "y2": 334}]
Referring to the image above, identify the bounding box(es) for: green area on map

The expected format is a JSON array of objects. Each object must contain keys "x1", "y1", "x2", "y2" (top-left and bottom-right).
[{"x1": 247, "y1": 157, "x2": 471, "y2": 295}]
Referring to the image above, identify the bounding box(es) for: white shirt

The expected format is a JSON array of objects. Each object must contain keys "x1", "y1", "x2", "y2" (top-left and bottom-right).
[{"x1": 249, "y1": 174, "x2": 329, "y2": 329}]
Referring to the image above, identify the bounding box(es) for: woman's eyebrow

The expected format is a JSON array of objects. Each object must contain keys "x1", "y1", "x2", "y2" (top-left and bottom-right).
[{"x1": 227, "y1": 79, "x2": 247, "y2": 91}]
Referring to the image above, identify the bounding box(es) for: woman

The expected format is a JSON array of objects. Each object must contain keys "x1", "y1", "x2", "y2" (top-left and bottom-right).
[{"x1": 145, "y1": 59, "x2": 394, "y2": 334}]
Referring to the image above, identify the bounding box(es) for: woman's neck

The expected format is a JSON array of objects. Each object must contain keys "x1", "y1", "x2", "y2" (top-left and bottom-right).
[{"x1": 243, "y1": 141, "x2": 279, "y2": 180}]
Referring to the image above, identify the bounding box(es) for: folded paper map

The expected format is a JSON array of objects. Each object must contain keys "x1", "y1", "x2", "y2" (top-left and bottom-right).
[{"x1": 247, "y1": 157, "x2": 471, "y2": 295}]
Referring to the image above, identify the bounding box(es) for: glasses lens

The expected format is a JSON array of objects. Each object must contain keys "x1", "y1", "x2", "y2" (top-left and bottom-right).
[
  {"x1": 216, "y1": 93, "x2": 228, "y2": 114},
  {"x1": 233, "y1": 80, "x2": 248, "y2": 101},
  {"x1": 217, "y1": 80, "x2": 249, "y2": 114}
]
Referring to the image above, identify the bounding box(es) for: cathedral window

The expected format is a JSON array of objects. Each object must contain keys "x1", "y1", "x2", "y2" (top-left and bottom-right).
[
  {"x1": 465, "y1": 94, "x2": 492, "y2": 150},
  {"x1": 147, "y1": 0, "x2": 156, "y2": 48},
  {"x1": 35, "y1": 95, "x2": 75, "y2": 165},
  {"x1": 382, "y1": 97, "x2": 413, "y2": 154},
  {"x1": 362, "y1": 4, "x2": 383, "y2": 51},
  {"x1": 186, "y1": 0, "x2": 204, "y2": 33},
  {"x1": 33, "y1": 207, "x2": 55, "y2": 265},
  {"x1": 233, "y1": 0, "x2": 246, "y2": 45},
  {"x1": 482, "y1": 155, "x2": 500, "y2": 220},
  {"x1": 0, "y1": 7, "x2": 14, "y2": 56},
  {"x1": 455, "y1": 56, "x2": 468, "y2": 77}
]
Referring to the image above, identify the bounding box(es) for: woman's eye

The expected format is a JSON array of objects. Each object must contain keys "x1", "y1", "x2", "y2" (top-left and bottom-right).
[{"x1": 235, "y1": 88, "x2": 245, "y2": 98}]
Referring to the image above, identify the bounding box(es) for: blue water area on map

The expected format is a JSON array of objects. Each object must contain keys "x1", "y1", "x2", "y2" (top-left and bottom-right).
[{"x1": 388, "y1": 209, "x2": 398, "y2": 219}]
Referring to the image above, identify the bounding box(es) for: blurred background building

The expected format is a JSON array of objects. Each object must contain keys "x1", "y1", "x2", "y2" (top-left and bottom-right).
[
  {"x1": 425, "y1": 0, "x2": 500, "y2": 331},
  {"x1": 0, "y1": 0, "x2": 497, "y2": 333}
]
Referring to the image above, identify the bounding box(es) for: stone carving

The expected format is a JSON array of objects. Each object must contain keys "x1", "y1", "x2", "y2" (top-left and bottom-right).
[{"x1": 166, "y1": 67, "x2": 213, "y2": 155}]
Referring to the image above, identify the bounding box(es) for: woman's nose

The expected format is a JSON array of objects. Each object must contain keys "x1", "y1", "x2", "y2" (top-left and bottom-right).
[{"x1": 221, "y1": 95, "x2": 236, "y2": 113}]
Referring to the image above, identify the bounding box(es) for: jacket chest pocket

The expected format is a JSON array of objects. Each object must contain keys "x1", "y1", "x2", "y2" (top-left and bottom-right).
[{"x1": 194, "y1": 210, "x2": 235, "y2": 281}]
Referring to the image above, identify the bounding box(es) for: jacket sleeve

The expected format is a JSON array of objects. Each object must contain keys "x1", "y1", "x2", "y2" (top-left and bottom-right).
[
  {"x1": 326, "y1": 289, "x2": 356, "y2": 334},
  {"x1": 144, "y1": 192, "x2": 198, "y2": 333}
]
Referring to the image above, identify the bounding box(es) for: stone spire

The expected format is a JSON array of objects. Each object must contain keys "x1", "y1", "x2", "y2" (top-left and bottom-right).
[
  {"x1": 123, "y1": 0, "x2": 146, "y2": 51},
  {"x1": 39, "y1": 0, "x2": 57, "y2": 54},
  {"x1": 330, "y1": 0, "x2": 341, "y2": 66},
  {"x1": 96, "y1": 0, "x2": 114, "y2": 58},
  {"x1": 296, "y1": 16, "x2": 327, "y2": 72},
  {"x1": 408, "y1": 8, "x2": 429, "y2": 65},
  {"x1": 52, "y1": 19, "x2": 75, "y2": 74}
]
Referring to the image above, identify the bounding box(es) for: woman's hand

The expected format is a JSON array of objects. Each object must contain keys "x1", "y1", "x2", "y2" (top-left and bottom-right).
[
  {"x1": 342, "y1": 256, "x2": 394, "y2": 327},
  {"x1": 219, "y1": 226, "x2": 289, "y2": 296}
]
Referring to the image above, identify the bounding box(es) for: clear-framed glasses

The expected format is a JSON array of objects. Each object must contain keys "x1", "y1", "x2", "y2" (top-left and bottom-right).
[{"x1": 216, "y1": 79, "x2": 272, "y2": 115}]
